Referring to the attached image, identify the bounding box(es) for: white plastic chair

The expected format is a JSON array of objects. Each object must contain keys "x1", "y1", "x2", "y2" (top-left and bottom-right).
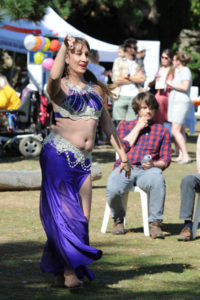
[
  {"x1": 192, "y1": 195, "x2": 200, "y2": 239},
  {"x1": 101, "y1": 186, "x2": 150, "y2": 236}
]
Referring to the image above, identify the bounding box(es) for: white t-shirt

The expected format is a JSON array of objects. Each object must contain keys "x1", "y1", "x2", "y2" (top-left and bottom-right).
[{"x1": 120, "y1": 59, "x2": 139, "y2": 97}]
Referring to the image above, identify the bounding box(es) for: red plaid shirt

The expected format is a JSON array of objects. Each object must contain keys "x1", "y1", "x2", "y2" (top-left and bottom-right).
[{"x1": 114, "y1": 119, "x2": 171, "y2": 169}]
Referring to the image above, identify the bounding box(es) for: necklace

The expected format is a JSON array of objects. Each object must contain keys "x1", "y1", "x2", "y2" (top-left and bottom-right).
[{"x1": 66, "y1": 80, "x2": 92, "y2": 92}]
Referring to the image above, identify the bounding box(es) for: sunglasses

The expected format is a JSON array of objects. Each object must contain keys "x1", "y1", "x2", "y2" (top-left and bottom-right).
[
  {"x1": 130, "y1": 46, "x2": 137, "y2": 50},
  {"x1": 161, "y1": 56, "x2": 169, "y2": 60}
]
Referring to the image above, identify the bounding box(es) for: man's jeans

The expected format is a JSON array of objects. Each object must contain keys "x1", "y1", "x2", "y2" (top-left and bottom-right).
[
  {"x1": 106, "y1": 166, "x2": 166, "y2": 223},
  {"x1": 179, "y1": 174, "x2": 200, "y2": 221}
]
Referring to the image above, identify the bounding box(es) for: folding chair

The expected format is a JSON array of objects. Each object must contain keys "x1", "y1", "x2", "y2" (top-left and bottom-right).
[{"x1": 101, "y1": 186, "x2": 150, "y2": 236}]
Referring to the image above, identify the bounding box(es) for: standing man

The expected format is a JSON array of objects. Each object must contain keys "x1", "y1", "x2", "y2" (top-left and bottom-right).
[
  {"x1": 112, "y1": 38, "x2": 145, "y2": 125},
  {"x1": 106, "y1": 92, "x2": 171, "y2": 239},
  {"x1": 136, "y1": 44, "x2": 147, "y2": 74}
]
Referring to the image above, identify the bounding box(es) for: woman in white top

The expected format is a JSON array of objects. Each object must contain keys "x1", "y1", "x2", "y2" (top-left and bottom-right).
[{"x1": 167, "y1": 52, "x2": 192, "y2": 164}]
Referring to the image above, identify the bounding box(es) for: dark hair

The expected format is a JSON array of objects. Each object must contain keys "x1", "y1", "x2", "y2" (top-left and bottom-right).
[
  {"x1": 162, "y1": 49, "x2": 174, "y2": 60},
  {"x1": 84, "y1": 69, "x2": 112, "y2": 101},
  {"x1": 132, "y1": 92, "x2": 159, "y2": 114},
  {"x1": 161, "y1": 48, "x2": 175, "y2": 77},
  {"x1": 174, "y1": 52, "x2": 191, "y2": 66},
  {"x1": 88, "y1": 49, "x2": 98, "y2": 61},
  {"x1": 123, "y1": 38, "x2": 137, "y2": 50}
]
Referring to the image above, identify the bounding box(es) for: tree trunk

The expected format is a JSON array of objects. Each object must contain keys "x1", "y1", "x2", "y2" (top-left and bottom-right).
[{"x1": 0, "y1": 162, "x2": 102, "y2": 190}]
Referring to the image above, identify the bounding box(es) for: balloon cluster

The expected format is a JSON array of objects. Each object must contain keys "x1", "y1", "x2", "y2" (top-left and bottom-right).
[{"x1": 24, "y1": 34, "x2": 61, "y2": 69}]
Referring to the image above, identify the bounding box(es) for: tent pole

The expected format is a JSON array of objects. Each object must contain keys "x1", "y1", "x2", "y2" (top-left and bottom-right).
[{"x1": 9, "y1": 51, "x2": 16, "y2": 84}]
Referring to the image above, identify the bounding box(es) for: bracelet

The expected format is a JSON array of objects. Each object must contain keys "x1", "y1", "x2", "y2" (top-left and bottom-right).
[{"x1": 122, "y1": 160, "x2": 128, "y2": 163}]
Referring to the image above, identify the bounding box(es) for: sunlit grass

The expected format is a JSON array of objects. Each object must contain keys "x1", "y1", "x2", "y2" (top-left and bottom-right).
[{"x1": 0, "y1": 120, "x2": 200, "y2": 299}]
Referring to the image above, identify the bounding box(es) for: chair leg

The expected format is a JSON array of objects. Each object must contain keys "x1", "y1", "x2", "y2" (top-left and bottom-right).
[
  {"x1": 122, "y1": 192, "x2": 128, "y2": 227},
  {"x1": 140, "y1": 190, "x2": 150, "y2": 236},
  {"x1": 192, "y1": 196, "x2": 200, "y2": 239},
  {"x1": 101, "y1": 203, "x2": 111, "y2": 233}
]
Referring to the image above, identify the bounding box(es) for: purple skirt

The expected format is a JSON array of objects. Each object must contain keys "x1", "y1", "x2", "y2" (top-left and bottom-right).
[{"x1": 40, "y1": 143, "x2": 102, "y2": 280}]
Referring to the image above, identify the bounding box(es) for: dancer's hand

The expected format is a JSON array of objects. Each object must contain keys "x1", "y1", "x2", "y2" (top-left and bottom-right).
[
  {"x1": 119, "y1": 160, "x2": 132, "y2": 178},
  {"x1": 63, "y1": 35, "x2": 75, "y2": 49}
]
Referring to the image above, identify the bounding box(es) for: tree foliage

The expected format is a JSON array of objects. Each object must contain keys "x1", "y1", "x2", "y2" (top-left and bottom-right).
[
  {"x1": 0, "y1": 0, "x2": 70, "y2": 21},
  {"x1": 0, "y1": 0, "x2": 154, "y2": 42},
  {"x1": 190, "y1": 0, "x2": 200, "y2": 29},
  {"x1": 1, "y1": 0, "x2": 200, "y2": 85}
]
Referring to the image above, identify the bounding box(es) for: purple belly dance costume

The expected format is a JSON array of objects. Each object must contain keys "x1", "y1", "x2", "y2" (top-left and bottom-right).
[{"x1": 40, "y1": 81, "x2": 103, "y2": 280}]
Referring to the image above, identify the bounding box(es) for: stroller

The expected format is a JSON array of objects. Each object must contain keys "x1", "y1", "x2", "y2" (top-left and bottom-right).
[{"x1": 0, "y1": 89, "x2": 50, "y2": 157}]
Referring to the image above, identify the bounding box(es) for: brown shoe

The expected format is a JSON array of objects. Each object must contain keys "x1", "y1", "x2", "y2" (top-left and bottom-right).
[
  {"x1": 112, "y1": 219, "x2": 125, "y2": 235},
  {"x1": 177, "y1": 226, "x2": 192, "y2": 241},
  {"x1": 150, "y1": 221, "x2": 165, "y2": 239}
]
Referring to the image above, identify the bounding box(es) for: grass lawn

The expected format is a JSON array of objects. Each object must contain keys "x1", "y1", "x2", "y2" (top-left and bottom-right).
[{"x1": 1, "y1": 121, "x2": 200, "y2": 300}]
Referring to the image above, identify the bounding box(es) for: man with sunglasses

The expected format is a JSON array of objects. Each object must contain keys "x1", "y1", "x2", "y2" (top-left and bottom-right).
[{"x1": 111, "y1": 38, "x2": 146, "y2": 125}]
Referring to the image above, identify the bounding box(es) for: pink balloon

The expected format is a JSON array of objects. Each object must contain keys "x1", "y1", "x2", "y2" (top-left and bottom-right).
[{"x1": 42, "y1": 58, "x2": 54, "y2": 70}]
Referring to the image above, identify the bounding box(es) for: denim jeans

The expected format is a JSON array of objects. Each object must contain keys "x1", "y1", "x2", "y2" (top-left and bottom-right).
[
  {"x1": 179, "y1": 174, "x2": 200, "y2": 221},
  {"x1": 106, "y1": 166, "x2": 166, "y2": 223}
]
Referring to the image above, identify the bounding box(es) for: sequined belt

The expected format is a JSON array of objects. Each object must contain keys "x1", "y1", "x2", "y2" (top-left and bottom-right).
[{"x1": 43, "y1": 131, "x2": 92, "y2": 171}]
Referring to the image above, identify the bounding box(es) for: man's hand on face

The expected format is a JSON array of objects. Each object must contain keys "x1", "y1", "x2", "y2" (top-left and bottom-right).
[{"x1": 136, "y1": 116, "x2": 149, "y2": 131}]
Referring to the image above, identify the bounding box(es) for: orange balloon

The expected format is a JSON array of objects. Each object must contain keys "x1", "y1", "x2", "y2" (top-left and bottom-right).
[
  {"x1": 49, "y1": 39, "x2": 60, "y2": 52},
  {"x1": 32, "y1": 36, "x2": 43, "y2": 51}
]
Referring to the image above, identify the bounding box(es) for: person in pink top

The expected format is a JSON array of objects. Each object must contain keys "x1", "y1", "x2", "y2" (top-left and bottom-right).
[{"x1": 148, "y1": 49, "x2": 174, "y2": 123}]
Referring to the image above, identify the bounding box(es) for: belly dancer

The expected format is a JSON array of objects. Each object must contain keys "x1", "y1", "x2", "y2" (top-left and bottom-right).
[{"x1": 40, "y1": 35, "x2": 131, "y2": 288}]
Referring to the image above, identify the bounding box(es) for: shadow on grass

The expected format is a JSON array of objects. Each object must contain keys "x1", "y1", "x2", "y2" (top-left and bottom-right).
[
  {"x1": 92, "y1": 185, "x2": 106, "y2": 189},
  {"x1": 0, "y1": 241, "x2": 200, "y2": 300},
  {"x1": 187, "y1": 134, "x2": 198, "y2": 144},
  {"x1": 0, "y1": 154, "x2": 39, "y2": 164},
  {"x1": 93, "y1": 149, "x2": 115, "y2": 164},
  {"x1": 123, "y1": 223, "x2": 184, "y2": 236},
  {"x1": 118, "y1": 222, "x2": 200, "y2": 240},
  {"x1": 162, "y1": 223, "x2": 184, "y2": 235}
]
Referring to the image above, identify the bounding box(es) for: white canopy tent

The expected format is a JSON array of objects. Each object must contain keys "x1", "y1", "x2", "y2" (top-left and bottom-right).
[
  {"x1": 0, "y1": 7, "x2": 160, "y2": 89},
  {"x1": 0, "y1": 7, "x2": 119, "y2": 62}
]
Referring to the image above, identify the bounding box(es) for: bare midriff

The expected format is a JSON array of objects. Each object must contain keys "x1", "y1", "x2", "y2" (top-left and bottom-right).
[{"x1": 51, "y1": 117, "x2": 98, "y2": 152}]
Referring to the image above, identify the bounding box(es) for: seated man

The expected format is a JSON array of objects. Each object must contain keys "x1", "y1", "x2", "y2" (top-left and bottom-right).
[
  {"x1": 106, "y1": 92, "x2": 171, "y2": 239},
  {"x1": 177, "y1": 133, "x2": 200, "y2": 241}
]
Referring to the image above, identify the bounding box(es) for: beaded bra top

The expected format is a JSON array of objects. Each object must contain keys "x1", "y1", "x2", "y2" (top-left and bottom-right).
[{"x1": 54, "y1": 81, "x2": 103, "y2": 120}]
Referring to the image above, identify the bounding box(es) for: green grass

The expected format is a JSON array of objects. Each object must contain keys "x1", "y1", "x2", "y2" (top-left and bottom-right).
[{"x1": 1, "y1": 122, "x2": 200, "y2": 300}]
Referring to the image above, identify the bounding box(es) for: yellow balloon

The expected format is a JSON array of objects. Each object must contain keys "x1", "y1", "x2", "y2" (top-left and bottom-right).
[
  {"x1": 34, "y1": 51, "x2": 45, "y2": 64},
  {"x1": 42, "y1": 37, "x2": 50, "y2": 51}
]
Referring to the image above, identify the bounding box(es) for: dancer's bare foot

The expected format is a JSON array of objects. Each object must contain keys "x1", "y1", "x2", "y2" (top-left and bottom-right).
[{"x1": 64, "y1": 269, "x2": 83, "y2": 288}]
